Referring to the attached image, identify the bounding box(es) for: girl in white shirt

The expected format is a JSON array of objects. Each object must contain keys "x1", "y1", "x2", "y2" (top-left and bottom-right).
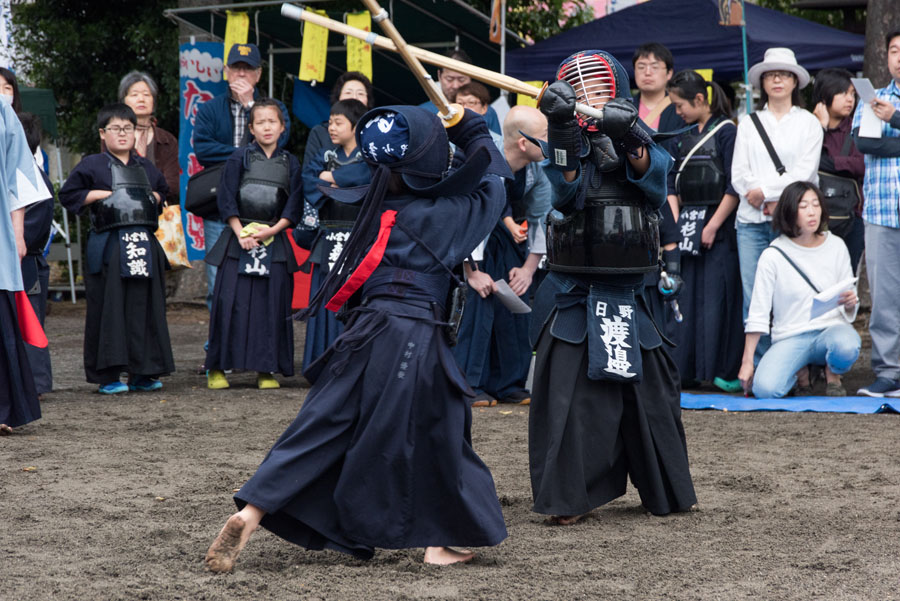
[{"x1": 739, "y1": 182, "x2": 860, "y2": 398}]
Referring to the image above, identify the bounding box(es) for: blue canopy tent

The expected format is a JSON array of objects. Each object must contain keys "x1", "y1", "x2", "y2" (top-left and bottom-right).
[{"x1": 505, "y1": 0, "x2": 864, "y2": 84}]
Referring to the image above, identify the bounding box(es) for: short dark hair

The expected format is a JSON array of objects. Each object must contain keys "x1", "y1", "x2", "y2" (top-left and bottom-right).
[
  {"x1": 0, "y1": 67, "x2": 22, "y2": 113},
  {"x1": 249, "y1": 98, "x2": 285, "y2": 125},
  {"x1": 330, "y1": 71, "x2": 374, "y2": 109},
  {"x1": 771, "y1": 181, "x2": 829, "y2": 238},
  {"x1": 812, "y1": 68, "x2": 855, "y2": 111},
  {"x1": 437, "y1": 49, "x2": 472, "y2": 75},
  {"x1": 17, "y1": 112, "x2": 42, "y2": 155},
  {"x1": 96, "y1": 103, "x2": 137, "y2": 130},
  {"x1": 759, "y1": 72, "x2": 803, "y2": 108},
  {"x1": 455, "y1": 81, "x2": 490, "y2": 107},
  {"x1": 632, "y1": 43, "x2": 674, "y2": 72},
  {"x1": 886, "y1": 30, "x2": 900, "y2": 51},
  {"x1": 330, "y1": 99, "x2": 367, "y2": 128},
  {"x1": 667, "y1": 70, "x2": 732, "y2": 118}
]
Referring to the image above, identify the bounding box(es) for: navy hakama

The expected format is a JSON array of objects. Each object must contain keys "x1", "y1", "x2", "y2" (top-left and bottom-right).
[
  {"x1": 453, "y1": 223, "x2": 532, "y2": 400},
  {"x1": 0, "y1": 291, "x2": 40, "y2": 428},
  {"x1": 83, "y1": 232, "x2": 174, "y2": 383},
  {"x1": 301, "y1": 254, "x2": 344, "y2": 376},
  {"x1": 669, "y1": 213, "x2": 744, "y2": 382},
  {"x1": 22, "y1": 255, "x2": 52, "y2": 394},
  {"x1": 205, "y1": 232, "x2": 296, "y2": 376},
  {"x1": 236, "y1": 294, "x2": 507, "y2": 557}
]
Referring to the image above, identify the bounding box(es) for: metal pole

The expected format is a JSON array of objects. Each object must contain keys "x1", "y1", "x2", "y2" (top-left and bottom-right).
[
  {"x1": 268, "y1": 45, "x2": 275, "y2": 97},
  {"x1": 741, "y1": 0, "x2": 752, "y2": 114},
  {"x1": 54, "y1": 145, "x2": 76, "y2": 304},
  {"x1": 499, "y1": 0, "x2": 506, "y2": 99}
]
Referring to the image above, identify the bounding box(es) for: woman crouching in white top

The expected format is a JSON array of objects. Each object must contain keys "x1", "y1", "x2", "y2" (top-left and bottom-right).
[{"x1": 738, "y1": 181, "x2": 860, "y2": 398}]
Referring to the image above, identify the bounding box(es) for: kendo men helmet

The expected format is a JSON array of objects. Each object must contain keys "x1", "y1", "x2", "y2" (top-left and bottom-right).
[{"x1": 556, "y1": 50, "x2": 633, "y2": 131}]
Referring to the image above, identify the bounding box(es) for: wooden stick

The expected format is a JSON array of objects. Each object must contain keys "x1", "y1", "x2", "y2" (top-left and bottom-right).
[{"x1": 280, "y1": 4, "x2": 603, "y2": 120}]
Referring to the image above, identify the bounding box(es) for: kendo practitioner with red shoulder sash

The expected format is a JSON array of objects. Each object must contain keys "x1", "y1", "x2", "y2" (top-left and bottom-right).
[
  {"x1": 205, "y1": 104, "x2": 512, "y2": 572},
  {"x1": 527, "y1": 50, "x2": 697, "y2": 524}
]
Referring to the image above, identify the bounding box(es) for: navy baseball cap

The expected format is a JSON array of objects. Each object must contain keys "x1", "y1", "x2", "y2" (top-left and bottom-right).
[{"x1": 227, "y1": 43, "x2": 261, "y2": 68}]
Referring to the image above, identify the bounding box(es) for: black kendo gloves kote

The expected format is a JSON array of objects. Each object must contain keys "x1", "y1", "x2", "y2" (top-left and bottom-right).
[
  {"x1": 539, "y1": 81, "x2": 582, "y2": 171},
  {"x1": 596, "y1": 98, "x2": 653, "y2": 156}
]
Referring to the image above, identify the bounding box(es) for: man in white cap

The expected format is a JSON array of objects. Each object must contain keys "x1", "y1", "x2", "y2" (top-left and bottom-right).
[
  {"x1": 853, "y1": 30, "x2": 900, "y2": 398},
  {"x1": 731, "y1": 47, "x2": 822, "y2": 368}
]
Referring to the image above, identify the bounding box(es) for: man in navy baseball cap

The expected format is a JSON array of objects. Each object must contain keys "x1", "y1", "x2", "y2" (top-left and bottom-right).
[{"x1": 226, "y1": 43, "x2": 261, "y2": 69}]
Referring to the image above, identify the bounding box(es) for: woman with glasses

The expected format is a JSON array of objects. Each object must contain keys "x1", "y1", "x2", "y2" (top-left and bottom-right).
[
  {"x1": 731, "y1": 48, "x2": 823, "y2": 373},
  {"x1": 103, "y1": 72, "x2": 179, "y2": 205}
]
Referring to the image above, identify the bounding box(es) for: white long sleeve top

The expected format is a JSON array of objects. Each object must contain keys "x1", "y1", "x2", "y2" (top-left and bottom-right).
[
  {"x1": 731, "y1": 105, "x2": 823, "y2": 224},
  {"x1": 746, "y1": 232, "x2": 857, "y2": 342}
]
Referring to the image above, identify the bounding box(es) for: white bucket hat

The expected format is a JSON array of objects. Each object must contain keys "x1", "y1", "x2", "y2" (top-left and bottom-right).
[{"x1": 748, "y1": 47, "x2": 810, "y2": 89}]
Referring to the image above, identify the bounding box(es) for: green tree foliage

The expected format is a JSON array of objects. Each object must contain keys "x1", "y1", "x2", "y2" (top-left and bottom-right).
[
  {"x1": 11, "y1": 0, "x2": 179, "y2": 155},
  {"x1": 468, "y1": 0, "x2": 595, "y2": 43},
  {"x1": 756, "y1": 0, "x2": 863, "y2": 30}
]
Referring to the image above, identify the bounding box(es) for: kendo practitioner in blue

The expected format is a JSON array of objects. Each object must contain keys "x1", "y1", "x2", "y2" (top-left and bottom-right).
[
  {"x1": 298, "y1": 99, "x2": 371, "y2": 377},
  {"x1": 528, "y1": 50, "x2": 697, "y2": 524},
  {"x1": 59, "y1": 103, "x2": 173, "y2": 394},
  {"x1": 453, "y1": 105, "x2": 552, "y2": 406},
  {"x1": 205, "y1": 99, "x2": 302, "y2": 390},
  {"x1": 204, "y1": 105, "x2": 511, "y2": 572},
  {"x1": 19, "y1": 112, "x2": 55, "y2": 397}
]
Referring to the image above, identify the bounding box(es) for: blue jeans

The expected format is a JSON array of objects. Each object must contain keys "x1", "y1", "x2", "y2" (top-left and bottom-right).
[
  {"x1": 203, "y1": 218, "x2": 226, "y2": 312},
  {"x1": 752, "y1": 324, "x2": 861, "y2": 398},
  {"x1": 736, "y1": 221, "x2": 778, "y2": 321}
]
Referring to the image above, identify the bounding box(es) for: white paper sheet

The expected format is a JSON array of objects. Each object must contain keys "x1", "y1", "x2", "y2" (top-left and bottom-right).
[
  {"x1": 810, "y1": 276, "x2": 857, "y2": 320},
  {"x1": 851, "y1": 78, "x2": 883, "y2": 139},
  {"x1": 494, "y1": 279, "x2": 532, "y2": 314}
]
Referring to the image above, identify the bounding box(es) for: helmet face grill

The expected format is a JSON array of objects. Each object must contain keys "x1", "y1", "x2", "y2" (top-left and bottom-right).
[{"x1": 557, "y1": 53, "x2": 617, "y2": 129}]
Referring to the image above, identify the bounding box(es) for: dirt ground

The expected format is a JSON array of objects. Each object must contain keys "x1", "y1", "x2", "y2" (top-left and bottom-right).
[{"x1": 2, "y1": 300, "x2": 899, "y2": 601}]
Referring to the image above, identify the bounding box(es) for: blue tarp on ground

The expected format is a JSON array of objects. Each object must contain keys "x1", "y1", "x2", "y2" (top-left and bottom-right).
[
  {"x1": 506, "y1": 0, "x2": 864, "y2": 83},
  {"x1": 681, "y1": 392, "x2": 900, "y2": 414}
]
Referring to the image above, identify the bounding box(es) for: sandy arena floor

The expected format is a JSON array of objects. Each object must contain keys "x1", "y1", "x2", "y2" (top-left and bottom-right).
[{"x1": 2, "y1": 301, "x2": 898, "y2": 600}]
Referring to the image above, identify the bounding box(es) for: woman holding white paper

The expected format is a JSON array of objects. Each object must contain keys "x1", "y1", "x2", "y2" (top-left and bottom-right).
[{"x1": 738, "y1": 181, "x2": 860, "y2": 398}]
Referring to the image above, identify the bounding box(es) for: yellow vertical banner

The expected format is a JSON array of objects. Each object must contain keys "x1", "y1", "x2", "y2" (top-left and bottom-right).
[
  {"x1": 695, "y1": 68, "x2": 714, "y2": 103},
  {"x1": 517, "y1": 82, "x2": 544, "y2": 108},
  {"x1": 299, "y1": 8, "x2": 329, "y2": 83},
  {"x1": 223, "y1": 11, "x2": 250, "y2": 80},
  {"x1": 346, "y1": 11, "x2": 373, "y2": 82}
]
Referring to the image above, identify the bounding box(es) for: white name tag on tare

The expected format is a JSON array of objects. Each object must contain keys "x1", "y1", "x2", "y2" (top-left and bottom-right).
[{"x1": 851, "y1": 78, "x2": 883, "y2": 139}]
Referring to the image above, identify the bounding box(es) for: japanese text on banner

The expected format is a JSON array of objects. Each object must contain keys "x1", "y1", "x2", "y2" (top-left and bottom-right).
[
  {"x1": 299, "y1": 8, "x2": 329, "y2": 82},
  {"x1": 346, "y1": 11, "x2": 372, "y2": 81}
]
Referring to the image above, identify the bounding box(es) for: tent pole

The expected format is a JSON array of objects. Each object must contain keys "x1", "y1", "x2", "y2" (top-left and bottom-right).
[
  {"x1": 55, "y1": 145, "x2": 76, "y2": 304},
  {"x1": 268, "y1": 45, "x2": 274, "y2": 98},
  {"x1": 499, "y1": 0, "x2": 506, "y2": 99},
  {"x1": 741, "y1": 0, "x2": 752, "y2": 114}
]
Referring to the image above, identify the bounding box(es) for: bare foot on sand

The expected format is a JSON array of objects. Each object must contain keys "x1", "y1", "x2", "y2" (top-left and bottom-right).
[
  {"x1": 545, "y1": 512, "x2": 590, "y2": 526},
  {"x1": 204, "y1": 514, "x2": 253, "y2": 573},
  {"x1": 0, "y1": 424, "x2": 12, "y2": 435},
  {"x1": 424, "y1": 546, "x2": 475, "y2": 565}
]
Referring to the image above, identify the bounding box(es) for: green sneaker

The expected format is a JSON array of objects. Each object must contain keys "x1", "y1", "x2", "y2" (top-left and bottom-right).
[{"x1": 713, "y1": 377, "x2": 743, "y2": 393}]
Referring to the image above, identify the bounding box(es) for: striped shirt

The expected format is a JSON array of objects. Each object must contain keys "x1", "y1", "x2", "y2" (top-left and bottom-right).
[{"x1": 853, "y1": 79, "x2": 900, "y2": 228}]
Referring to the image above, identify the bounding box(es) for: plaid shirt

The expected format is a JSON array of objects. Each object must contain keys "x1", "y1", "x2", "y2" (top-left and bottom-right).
[
  {"x1": 853, "y1": 79, "x2": 900, "y2": 228},
  {"x1": 229, "y1": 97, "x2": 249, "y2": 147}
]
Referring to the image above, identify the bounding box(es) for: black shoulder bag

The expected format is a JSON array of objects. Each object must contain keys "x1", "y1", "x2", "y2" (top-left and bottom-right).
[
  {"x1": 817, "y1": 134, "x2": 862, "y2": 237},
  {"x1": 185, "y1": 162, "x2": 224, "y2": 218}
]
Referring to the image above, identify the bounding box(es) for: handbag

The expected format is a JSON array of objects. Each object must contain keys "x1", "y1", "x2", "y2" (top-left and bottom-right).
[
  {"x1": 184, "y1": 162, "x2": 223, "y2": 218},
  {"x1": 818, "y1": 135, "x2": 862, "y2": 237},
  {"x1": 155, "y1": 203, "x2": 193, "y2": 270}
]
